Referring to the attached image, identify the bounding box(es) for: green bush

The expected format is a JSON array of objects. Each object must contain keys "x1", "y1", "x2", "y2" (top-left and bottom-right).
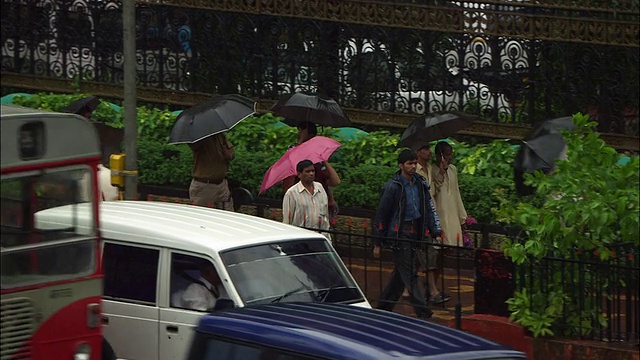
[
  {"x1": 333, "y1": 164, "x2": 397, "y2": 209},
  {"x1": 12, "y1": 92, "x2": 120, "y2": 124},
  {"x1": 497, "y1": 113, "x2": 640, "y2": 338},
  {"x1": 8, "y1": 92, "x2": 538, "y2": 223},
  {"x1": 458, "y1": 174, "x2": 516, "y2": 224},
  {"x1": 137, "y1": 139, "x2": 193, "y2": 187},
  {"x1": 228, "y1": 149, "x2": 284, "y2": 199},
  {"x1": 458, "y1": 139, "x2": 517, "y2": 178}
]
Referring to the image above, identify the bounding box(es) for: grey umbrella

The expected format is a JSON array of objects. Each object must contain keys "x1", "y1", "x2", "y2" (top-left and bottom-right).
[
  {"x1": 397, "y1": 112, "x2": 477, "y2": 149},
  {"x1": 168, "y1": 94, "x2": 256, "y2": 144}
]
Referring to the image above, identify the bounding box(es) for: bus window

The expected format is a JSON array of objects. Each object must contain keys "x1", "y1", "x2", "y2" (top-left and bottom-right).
[{"x1": 1, "y1": 166, "x2": 96, "y2": 289}]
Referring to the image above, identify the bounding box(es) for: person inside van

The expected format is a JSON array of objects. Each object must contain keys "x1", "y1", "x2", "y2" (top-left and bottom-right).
[{"x1": 181, "y1": 262, "x2": 228, "y2": 312}]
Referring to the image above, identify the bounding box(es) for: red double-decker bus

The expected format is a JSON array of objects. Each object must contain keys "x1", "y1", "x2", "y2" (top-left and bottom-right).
[{"x1": 1, "y1": 105, "x2": 104, "y2": 359}]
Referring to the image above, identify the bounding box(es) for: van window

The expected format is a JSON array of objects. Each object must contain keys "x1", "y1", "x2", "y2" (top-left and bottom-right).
[
  {"x1": 220, "y1": 239, "x2": 363, "y2": 305},
  {"x1": 103, "y1": 243, "x2": 159, "y2": 304},
  {"x1": 188, "y1": 334, "x2": 321, "y2": 360},
  {"x1": 170, "y1": 253, "x2": 229, "y2": 311}
]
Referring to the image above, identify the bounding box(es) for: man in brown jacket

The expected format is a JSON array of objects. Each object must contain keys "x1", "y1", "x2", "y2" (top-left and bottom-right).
[{"x1": 189, "y1": 133, "x2": 235, "y2": 211}]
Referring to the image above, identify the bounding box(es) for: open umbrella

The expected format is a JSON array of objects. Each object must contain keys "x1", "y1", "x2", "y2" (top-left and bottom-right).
[
  {"x1": 168, "y1": 94, "x2": 256, "y2": 144},
  {"x1": 259, "y1": 136, "x2": 341, "y2": 194},
  {"x1": 514, "y1": 116, "x2": 575, "y2": 196},
  {"x1": 513, "y1": 133, "x2": 568, "y2": 196},
  {"x1": 62, "y1": 96, "x2": 101, "y2": 116},
  {"x1": 271, "y1": 93, "x2": 351, "y2": 127},
  {"x1": 528, "y1": 116, "x2": 574, "y2": 139},
  {"x1": 397, "y1": 112, "x2": 477, "y2": 149}
]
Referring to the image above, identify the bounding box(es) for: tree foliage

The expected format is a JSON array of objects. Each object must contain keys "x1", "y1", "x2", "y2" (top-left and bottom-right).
[{"x1": 496, "y1": 113, "x2": 640, "y2": 337}]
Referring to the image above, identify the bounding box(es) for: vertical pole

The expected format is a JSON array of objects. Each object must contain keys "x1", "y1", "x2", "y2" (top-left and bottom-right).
[{"x1": 122, "y1": 0, "x2": 138, "y2": 200}]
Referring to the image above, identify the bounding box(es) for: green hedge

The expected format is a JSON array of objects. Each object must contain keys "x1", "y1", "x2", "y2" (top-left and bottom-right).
[
  {"x1": 458, "y1": 174, "x2": 516, "y2": 224},
  {"x1": 10, "y1": 93, "x2": 519, "y2": 223}
]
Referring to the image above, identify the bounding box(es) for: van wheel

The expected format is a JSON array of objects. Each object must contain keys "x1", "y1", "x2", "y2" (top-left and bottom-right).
[{"x1": 102, "y1": 338, "x2": 116, "y2": 360}]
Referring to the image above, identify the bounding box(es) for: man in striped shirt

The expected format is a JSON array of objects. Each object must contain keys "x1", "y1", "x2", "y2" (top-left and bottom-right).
[{"x1": 282, "y1": 159, "x2": 331, "y2": 240}]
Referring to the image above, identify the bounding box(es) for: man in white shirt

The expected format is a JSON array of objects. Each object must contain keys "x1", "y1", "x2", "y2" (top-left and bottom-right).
[
  {"x1": 282, "y1": 159, "x2": 331, "y2": 239},
  {"x1": 181, "y1": 262, "x2": 227, "y2": 312},
  {"x1": 79, "y1": 164, "x2": 119, "y2": 202}
]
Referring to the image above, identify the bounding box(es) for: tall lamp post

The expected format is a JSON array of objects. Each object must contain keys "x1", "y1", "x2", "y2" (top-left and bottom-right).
[{"x1": 122, "y1": 0, "x2": 138, "y2": 199}]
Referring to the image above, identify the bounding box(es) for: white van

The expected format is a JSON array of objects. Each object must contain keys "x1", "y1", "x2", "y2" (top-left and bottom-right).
[{"x1": 35, "y1": 201, "x2": 370, "y2": 360}]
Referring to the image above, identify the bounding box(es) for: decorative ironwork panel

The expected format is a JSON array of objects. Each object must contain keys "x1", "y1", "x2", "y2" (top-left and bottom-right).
[
  {"x1": 143, "y1": 0, "x2": 639, "y2": 47},
  {"x1": 1, "y1": 0, "x2": 639, "y2": 136}
]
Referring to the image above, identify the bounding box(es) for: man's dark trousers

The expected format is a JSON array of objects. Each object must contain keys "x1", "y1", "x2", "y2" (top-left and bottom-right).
[{"x1": 376, "y1": 222, "x2": 432, "y2": 319}]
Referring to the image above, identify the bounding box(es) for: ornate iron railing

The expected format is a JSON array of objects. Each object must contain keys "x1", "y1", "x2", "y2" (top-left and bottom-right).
[{"x1": 1, "y1": 0, "x2": 639, "y2": 136}]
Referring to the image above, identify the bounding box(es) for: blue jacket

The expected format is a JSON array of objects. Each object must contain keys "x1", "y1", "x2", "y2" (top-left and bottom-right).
[{"x1": 372, "y1": 171, "x2": 442, "y2": 246}]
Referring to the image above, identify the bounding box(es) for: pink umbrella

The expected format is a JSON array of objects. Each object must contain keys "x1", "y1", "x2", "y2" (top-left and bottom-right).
[{"x1": 259, "y1": 136, "x2": 342, "y2": 194}]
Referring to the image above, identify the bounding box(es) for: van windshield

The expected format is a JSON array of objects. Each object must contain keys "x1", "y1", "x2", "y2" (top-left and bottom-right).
[{"x1": 220, "y1": 239, "x2": 364, "y2": 305}]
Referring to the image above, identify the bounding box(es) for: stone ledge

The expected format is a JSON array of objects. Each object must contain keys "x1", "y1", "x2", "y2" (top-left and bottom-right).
[
  {"x1": 447, "y1": 314, "x2": 534, "y2": 359},
  {"x1": 532, "y1": 337, "x2": 640, "y2": 360},
  {"x1": 446, "y1": 314, "x2": 640, "y2": 360}
]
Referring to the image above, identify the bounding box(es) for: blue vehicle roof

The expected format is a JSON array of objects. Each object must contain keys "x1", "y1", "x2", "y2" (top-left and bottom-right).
[{"x1": 195, "y1": 303, "x2": 527, "y2": 360}]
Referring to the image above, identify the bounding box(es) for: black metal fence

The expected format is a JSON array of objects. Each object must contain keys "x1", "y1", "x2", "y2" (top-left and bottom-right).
[
  {"x1": 515, "y1": 244, "x2": 640, "y2": 343},
  {"x1": 319, "y1": 226, "x2": 479, "y2": 327},
  {"x1": 138, "y1": 189, "x2": 640, "y2": 343},
  {"x1": 1, "y1": 0, "x2": 638, "y2": 134},
  {"x1": 326, "y1": 223, "x2": 639, "y2": 343}
]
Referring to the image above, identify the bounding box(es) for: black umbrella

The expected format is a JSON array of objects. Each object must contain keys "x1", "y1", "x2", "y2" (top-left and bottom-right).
[
  {"x1": 271, "y1": 93, "x2": 351, "y2": 127},
  {"x1": 62, "y1": 96, "x2": 100, "y2": 117},
  {"x1": 513, "y1": 133, "x2": 568, "y2": 196},
  {"x1": 527, "y1": 116, "x2": 574, "y2": 140},
  {"x1": 397, "y1": 112, "x2": 477, "y2": 149},
  {"x1": 168, "y1": 94, "x2": 256, "y2": 144},
  {"x1": 514, "y1": 116, "x2": 575, "y2": 195}
]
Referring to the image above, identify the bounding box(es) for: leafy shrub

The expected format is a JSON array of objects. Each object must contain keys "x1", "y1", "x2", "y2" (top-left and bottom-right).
[
  {"x1": 227, "y1": 113, "x2": 296, "y2": 153},
  {"x1": 497, "y1": 113, "x2": 640, "y2": 337},
  {"x1": 134, "y1": 107, "x2": 176, "y2": 142},
  {"x1": 11, "y1": 92, "x2": 120, "y2": 124},
  {"x1": 458, "y1": 139, "x2": 517, "y2": 178},
  {"x1": 137, "y1": 139, "x2": 192, "y2": 187},
  {"x1": 228, "y1": 149, "x2": 284, "y2": 199},
  {"x1": 333, "y1": 164, "x2": 397, "y2": 209},
  {"x1": 458, "y1": 174, "x2": 516, "y2": 224},
  {"x1": 12, "y1": 92, "x2": 594, "y2": 228}
]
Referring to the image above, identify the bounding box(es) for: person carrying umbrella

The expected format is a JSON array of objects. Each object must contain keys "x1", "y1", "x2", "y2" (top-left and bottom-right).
[
  {"x1": 169, "y1": 95, "x2": 257, "y2": 211},
  {"x1": 282, "y1": 159, "x2": 331, "y2": 240},
  {"x1": 282, "y1": 121, "x2": 341, "y2": 223},
  {"x1": 272, "y1": 93, "x2": 351, "y2": 224},
  {"x1": 188, "y1": 133, "x2": 235, "y2": 210},
  {"x1": 397, "y1": 112, "x2": 476, "y2": 305}
]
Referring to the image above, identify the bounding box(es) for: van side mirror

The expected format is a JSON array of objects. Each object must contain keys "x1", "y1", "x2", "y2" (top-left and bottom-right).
[{"x1": 211, "y1": 299, "x2": 235, "y2": 312}]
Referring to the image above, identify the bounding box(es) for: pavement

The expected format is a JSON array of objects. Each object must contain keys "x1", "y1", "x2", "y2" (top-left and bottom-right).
[{"x1": 343, "y1": 258, "x2": 476, "y2": 322}]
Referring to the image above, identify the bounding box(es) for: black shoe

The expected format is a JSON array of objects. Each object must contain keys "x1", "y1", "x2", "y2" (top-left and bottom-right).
[
  {"x1": 431, "y1": 293, "x2": 451, "y2": 305},
  {"x1": 416, "y1": 310, "x2": 433, "y2": 320}
]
